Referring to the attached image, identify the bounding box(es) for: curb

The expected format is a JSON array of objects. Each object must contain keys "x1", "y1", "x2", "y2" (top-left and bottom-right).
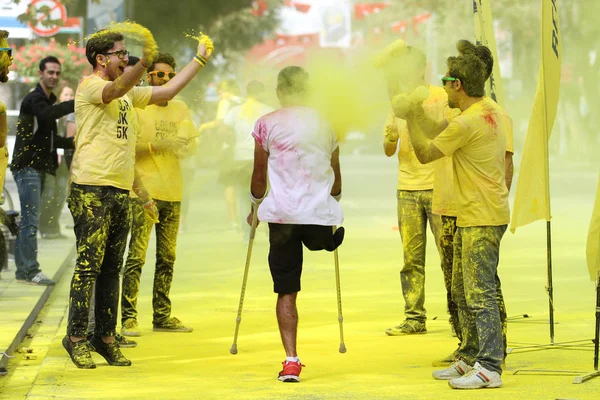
[{"x1": 0, "y1": 245, "x2": 76, "y2": 371}]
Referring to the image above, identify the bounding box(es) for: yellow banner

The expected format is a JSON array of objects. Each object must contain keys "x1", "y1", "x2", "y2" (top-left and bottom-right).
[
  {"x1": 473, "y1": 0, "x2": 505, "y2": 107},
  {"x1": 510, "y1": 0, "x2": 561, "y2": 232},
  {"x1": 587, "y1": 174, "x2": 600, "y2": 281}
]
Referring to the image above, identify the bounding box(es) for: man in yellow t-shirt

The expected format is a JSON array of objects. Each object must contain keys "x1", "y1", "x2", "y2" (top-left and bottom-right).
[
  {"x1": 63, "y1": 28, "x2": 213, "y2": 370},
  {"x1": 382, "y1": 47, "x2": 442, "y2": 336},
  {"x1": 429, "y1": 40, "x2": 513, "y2": 367},
  {"x1": 403, "y1": 54, "x2": 509, "y2": 389},
  {"x1": 121, "y1": 53, "x2": 196, "y2": 337}
]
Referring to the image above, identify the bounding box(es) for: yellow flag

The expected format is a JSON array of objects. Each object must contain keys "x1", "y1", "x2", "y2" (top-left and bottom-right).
[
  {"x1": 587, "y1": 174, "x2": 600, "y2": 281},
  {"x1": 510, "y1": 0, "x2": 561, "y2": 232},
  {"x1": 473, "y1": 0, "x2": 505, "y2": 107}
]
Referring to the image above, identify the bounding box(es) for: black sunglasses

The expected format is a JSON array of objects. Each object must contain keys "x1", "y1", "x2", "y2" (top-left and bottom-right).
[
  {"x1": 104, "y1": 50, "x2": 129, "y2": 60},
  {"x1": 0, "y1": 47, "x2": 12, "y2": 58}
]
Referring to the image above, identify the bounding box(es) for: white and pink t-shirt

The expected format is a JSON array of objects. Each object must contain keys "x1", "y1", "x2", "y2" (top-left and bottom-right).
[{"x1": 252, "y1": 106, "x2": 343, "y2": 226}]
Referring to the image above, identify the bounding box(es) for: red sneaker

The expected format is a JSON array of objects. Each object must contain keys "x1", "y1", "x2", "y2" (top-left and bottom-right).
[{"x1": 278, "y1": 360, "x2": 305, "y2": 382}]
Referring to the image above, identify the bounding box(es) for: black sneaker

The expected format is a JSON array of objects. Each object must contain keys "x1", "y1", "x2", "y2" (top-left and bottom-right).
[
  {"x1": 89, "y1": 336, "x2": 132, "y2": 366},
  {"x1": 62, "y1": 336, "x2": 96, "y2": 369}
]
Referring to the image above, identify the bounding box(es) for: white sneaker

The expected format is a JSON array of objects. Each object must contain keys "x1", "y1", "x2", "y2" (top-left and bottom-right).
[
  {"x1": 433, "y1": 358, "x2": 472, "y2": 380},
  {"x1": 448, "y1": 362, "x2": 503, "y2": 389},
  {"x1": 27, "y1": 271, "x2": 55, "y2": 286}
]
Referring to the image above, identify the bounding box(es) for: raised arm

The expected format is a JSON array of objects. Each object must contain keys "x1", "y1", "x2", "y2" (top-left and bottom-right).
[
  {"x1": 411, "y1": 105, "x2": 449, "y2": 139},
  {"x1": 102, "y1": 62, "x2": 148, "y2": 104},
  {"x1": 148, "y1": 39, "x2": 213, "y2": 106},
  {"x1": 405, "y1": 117, "x2": 446, "y2": 164}
]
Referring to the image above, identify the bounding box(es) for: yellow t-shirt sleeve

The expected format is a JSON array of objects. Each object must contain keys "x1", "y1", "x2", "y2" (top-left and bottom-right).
[
  {"x1": 130, "y1": 86, "x2": 153, "y2": 109},
  {"x1": 80, "y1": 76, "x2": 110, "y2": 104},
  {"x1": 432, "y1": 120, "x2": 470, "y2": 157}
]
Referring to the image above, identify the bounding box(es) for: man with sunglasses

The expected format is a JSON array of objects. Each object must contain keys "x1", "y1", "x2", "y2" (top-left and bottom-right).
[
  {"x1": 400, "y1": 53, "x2": 511, "y2": 389},
  {"x1": 121, "y1": 52, "x2": 195, "y2": 337},
  {"x1": 63, "y1": 28, "x2": 212, "y2": 369},
  {"x1": 428, "y1": 40, "x2": 513, "y2": 369},
  {"x1": 11, "y1": 55, "x2": 75, "y2": 286}
]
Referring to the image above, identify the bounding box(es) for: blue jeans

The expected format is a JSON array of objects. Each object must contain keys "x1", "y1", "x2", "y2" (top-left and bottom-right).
[{"x1": 13, "y1": 167, "x2": 43, "y2": 280}]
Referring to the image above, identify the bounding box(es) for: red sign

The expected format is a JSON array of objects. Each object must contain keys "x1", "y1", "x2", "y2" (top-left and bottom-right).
[
  {"x1": 27, "y1": 0, "x2": 67, "y2": 38},
  {"x1": 284, "y1": 1, "x2": 311, "y2": 13},
  {"x1": 354, "y1": 2, "x2": 391, "y2": 20},
  {"x1": 251, "y1": 0, "x2": 268, "y2": 17}
]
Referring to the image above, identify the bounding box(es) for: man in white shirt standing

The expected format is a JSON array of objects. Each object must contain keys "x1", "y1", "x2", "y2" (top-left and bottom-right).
[{"x1": 248, "y1": 66, "x2": 344, "y2": 383}]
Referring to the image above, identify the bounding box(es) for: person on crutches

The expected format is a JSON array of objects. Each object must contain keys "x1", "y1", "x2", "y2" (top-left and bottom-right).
[{"x1": 247, "y1": 66, "x2": 344, "y2": 382}]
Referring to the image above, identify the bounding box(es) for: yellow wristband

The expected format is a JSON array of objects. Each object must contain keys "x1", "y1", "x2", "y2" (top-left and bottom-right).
[
  {"x1": 196, "y1": 54, "x2": 208, "y2": 64},
  {"x1": 148, "y1": 142, "x2": 154, "y2": 154},
  {"x1": 193, "y1": 57, "x2": 205, "y2": 67}
]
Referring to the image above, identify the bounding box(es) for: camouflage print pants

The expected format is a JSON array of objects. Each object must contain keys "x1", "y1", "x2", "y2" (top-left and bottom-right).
[
  {"x1": 453, "y1": 225, "x2": 507, "y2": 374},
  {"x1": 397, "y1": 190, "x2": 441, "y2": 322},
  {"x1": 66, "y1": 184, "x2": 131, "y2": 338},
  {"x1": 439, "y1": 216, "x2": 461, "y2": 339},
  {"x1": 441, "y1": 216, "x2": 509, "y2": 355},
  {"x1": 121, "y1": 199, "x2": 180, "y2": 325}
]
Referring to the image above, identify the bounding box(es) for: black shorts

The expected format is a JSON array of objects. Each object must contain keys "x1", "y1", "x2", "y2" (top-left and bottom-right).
[{"x1": 268, "y1": 223, "x2": 339, "y2": 294}]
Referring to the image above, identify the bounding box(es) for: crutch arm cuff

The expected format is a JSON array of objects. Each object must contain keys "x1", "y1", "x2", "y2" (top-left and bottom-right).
[{"x1": 250, "y1": 191, "x2": 267, "y2": 205}]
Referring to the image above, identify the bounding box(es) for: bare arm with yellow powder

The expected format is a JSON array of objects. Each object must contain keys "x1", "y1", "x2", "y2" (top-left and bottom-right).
[
  {"x1": 148, "y1": 40, "x2": 213, "y2": 106},
  {"x1": 407, "y1": 105, "x2": 448, "y2": 140},
  {"x1": 102, "y1": 62, "x2": 150, "y2": 104},
  {"x1": 405, "y1": 117, "x2": 446, "y2": 164}
]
